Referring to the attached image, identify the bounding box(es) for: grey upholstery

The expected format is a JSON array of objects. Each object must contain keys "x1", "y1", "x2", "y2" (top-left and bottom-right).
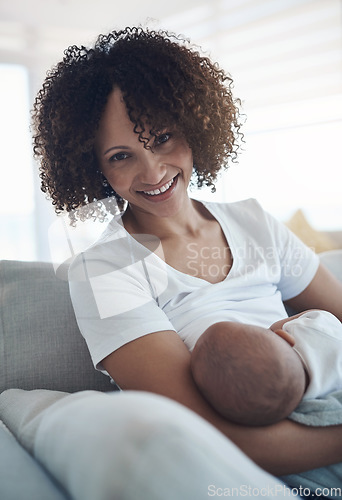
[{"x1": 0, "y1": 260, "x2": 112, "y2": 393}]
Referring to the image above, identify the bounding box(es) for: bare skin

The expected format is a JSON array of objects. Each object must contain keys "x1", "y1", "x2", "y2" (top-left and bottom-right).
[{"x1": 97, "y1": 87, "x2": 342, "y2": 476}]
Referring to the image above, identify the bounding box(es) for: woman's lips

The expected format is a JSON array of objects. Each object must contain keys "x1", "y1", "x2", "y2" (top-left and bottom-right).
[
  {"x1": 143, "y1": 176, "x2": 176, "y2": 196},
  {"x1": 138, "y1": 174, "x2": 179, "y2": 202}
]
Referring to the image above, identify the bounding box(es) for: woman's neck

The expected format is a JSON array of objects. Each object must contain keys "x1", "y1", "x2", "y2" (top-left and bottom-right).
[{"x1": 122, "y1": 198, "x2": 210, "y2": 240}]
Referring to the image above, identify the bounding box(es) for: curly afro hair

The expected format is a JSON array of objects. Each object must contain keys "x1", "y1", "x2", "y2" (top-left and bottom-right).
[{"x1": 32, "y1": 26, "x2": 243, "y2": 221}]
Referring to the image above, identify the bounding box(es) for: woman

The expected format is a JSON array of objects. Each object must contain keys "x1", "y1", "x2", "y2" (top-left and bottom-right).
[{"x1": 33, "y1": 27, "x2": 342, "y2": 477}]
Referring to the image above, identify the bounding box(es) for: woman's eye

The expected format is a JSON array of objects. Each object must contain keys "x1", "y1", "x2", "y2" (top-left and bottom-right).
[
  {"x1": 109, "y1": 152, "x2": 129, "y2": 162},
  {"x1": 155, "y1": 133, "x2": 172, "y2": 146}
]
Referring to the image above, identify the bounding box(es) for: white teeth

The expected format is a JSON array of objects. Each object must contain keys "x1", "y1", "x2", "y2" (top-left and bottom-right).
[{"x1": 143, "y1": 177, "x2": 175, "y2": 196}]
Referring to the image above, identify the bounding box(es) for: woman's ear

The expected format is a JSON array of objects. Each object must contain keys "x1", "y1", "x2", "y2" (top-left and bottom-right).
[{"x1": 273, "y1": 329, "x2": 295, "y2": 347}]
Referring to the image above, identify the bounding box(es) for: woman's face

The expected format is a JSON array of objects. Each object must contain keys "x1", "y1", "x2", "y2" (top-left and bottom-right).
[{"x1": 95, "y1": 87, "x2": 193, "y2": 219}]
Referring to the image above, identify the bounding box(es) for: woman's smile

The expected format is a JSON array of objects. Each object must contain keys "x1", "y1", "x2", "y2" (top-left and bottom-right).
[{"x1": 138, "y1": 174, "x2": 179, "y2": 201}]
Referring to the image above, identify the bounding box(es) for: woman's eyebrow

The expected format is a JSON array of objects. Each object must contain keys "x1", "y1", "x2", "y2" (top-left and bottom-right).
[{"x1": 104, "y1": 145, "x2": 130, "y2": 155}]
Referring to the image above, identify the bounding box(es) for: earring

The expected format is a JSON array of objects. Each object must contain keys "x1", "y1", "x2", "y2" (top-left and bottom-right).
[{"x1": 97, "y1": 170, "x2": 108, "y2": 188}]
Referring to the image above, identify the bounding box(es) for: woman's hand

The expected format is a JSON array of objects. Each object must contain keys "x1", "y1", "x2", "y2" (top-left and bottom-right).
[{"x1": 102, "y1": 328, "x2": 342, "y2": 476}]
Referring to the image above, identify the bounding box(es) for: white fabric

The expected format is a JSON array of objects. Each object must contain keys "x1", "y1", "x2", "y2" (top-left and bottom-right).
[
  {"x1": 69, "y1": 198, "x2": 319, "y2": 372},
  {"x1": 284, "y1": 310, "x2": 342, "y2": 400},
  {"x1": 0, "y1": 389, "x2": 295, "y2": 500}
]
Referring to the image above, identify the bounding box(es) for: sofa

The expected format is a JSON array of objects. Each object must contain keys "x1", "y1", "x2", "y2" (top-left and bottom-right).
[{"x1": 0, "y1": 253, "x2": 341, "y2": 500}]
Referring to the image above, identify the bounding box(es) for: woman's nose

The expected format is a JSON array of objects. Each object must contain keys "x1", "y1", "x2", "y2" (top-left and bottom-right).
[{"x1": 137, "y1": 150, "x2": 166, "y2": 185}]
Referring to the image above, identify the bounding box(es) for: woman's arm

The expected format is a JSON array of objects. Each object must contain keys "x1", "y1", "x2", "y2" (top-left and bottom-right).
[
  {"x1": 102, "y1": 329, "x2": 342, "y2": 476},
  {"x1": 284, "y1": 263, "x2": 342, "y2": 321}
]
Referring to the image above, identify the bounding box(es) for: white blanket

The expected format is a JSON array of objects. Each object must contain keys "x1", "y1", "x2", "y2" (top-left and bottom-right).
[{"x1": 0, "y1": 388, "x2": 294, "y2": 500}]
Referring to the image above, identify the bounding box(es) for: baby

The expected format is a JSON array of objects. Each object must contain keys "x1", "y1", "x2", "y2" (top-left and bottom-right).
[{"x1": 191, "y1": 310, "x2": 342, "y2": 426}]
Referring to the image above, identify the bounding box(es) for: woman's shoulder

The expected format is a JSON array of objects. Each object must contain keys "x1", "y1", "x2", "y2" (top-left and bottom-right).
[{"x1": 68, "y1": 216, "x2": 131, "y2": 279}]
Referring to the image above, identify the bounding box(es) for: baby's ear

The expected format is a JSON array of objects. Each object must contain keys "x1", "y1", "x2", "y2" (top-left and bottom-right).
[{"x1": 273, "y1": 329, "x2": 295, "y2": 347}]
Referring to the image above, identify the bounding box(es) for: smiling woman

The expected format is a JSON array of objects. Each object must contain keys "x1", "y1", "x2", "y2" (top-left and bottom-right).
[{"x1": 32, "y1": 25, "x2": 342, "y2": 489}]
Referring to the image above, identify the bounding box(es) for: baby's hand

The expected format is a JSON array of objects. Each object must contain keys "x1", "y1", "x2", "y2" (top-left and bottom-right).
[
  {"x1": 269, "y1": 309, "x2": 317, "y2": 332},
  {"x1": 271, "y1": 328, "x2": 295, "y2": 347}
]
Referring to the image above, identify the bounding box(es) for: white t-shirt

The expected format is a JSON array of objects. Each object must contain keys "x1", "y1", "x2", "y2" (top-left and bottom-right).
[
  {"x1": 284, "y1": 310, "x2": 342, "y2": 399},
  {"x1": 69, "y1": 198, "x2": 319, "y2": 374}
]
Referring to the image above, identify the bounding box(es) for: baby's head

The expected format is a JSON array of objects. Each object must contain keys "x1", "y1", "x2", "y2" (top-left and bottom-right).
[{"x1": 191, "y1": 321, "x2": 306, "y2": 426}]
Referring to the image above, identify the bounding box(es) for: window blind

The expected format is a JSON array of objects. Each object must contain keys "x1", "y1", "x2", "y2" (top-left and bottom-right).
[{"x1": 162, "y1": 0, "x2": 342, "y2": 129}]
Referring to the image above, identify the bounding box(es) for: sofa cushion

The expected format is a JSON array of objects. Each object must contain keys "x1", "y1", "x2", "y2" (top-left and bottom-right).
[{"x1": 0, "y1": 260, "x2": 112, "y2": 393}]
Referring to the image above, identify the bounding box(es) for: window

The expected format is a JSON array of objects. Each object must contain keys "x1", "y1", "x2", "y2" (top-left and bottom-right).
[
  {"x1": 168, "y1": 0, "x2": 342, "y2": 230},
  {"x1": 0, "y1": 64, "x2": 36, "y2": 260}
]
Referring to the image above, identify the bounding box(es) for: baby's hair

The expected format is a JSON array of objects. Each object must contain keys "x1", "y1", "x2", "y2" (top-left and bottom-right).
[
  {"x1": 32, "y1": 27, "x2": 243, "y2": 222},
  {"x1": 192, "y1": 323, "x2": 305, "y2": 426}
]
